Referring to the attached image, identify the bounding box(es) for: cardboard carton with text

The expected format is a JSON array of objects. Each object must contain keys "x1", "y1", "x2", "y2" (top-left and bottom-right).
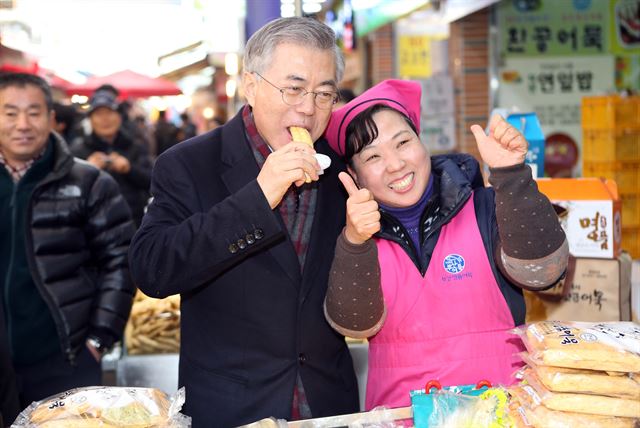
[
  {"x1": 525, "y1": 253, "x2": 632, "y2": 323},
  {"x1": 537, "y1": 178, "x2": 622, "y2": 259}
]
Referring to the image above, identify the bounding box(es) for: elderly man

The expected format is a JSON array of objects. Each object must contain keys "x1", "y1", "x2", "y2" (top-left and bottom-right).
[
  {"x1": 129, "y1": 17, "x2": 359, "y2": 427},
  {"x1": 0, "y1": 73, "x2": 135, "y2": 409}
]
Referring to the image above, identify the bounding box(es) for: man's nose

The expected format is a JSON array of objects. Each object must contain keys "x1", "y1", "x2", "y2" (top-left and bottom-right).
[
  {"x1": 16, "y1": 112, "x2": 30, "y2": 129},
  {"x1": 296, "y1": 93, "x2": 316, "y2": 115}
]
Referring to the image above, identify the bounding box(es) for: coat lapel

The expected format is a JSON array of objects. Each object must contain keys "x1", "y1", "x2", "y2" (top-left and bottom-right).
[
  {"x1": 219, "y1": 113, "x2": 302, "y2": 287},
  {"x1": 301, "y1": 142, "x2": 346, "y2": 300}
]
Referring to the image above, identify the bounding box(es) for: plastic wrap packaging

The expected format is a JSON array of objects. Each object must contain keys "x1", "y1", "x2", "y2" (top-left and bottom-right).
[
  {"x1": 418, "y1": 387, "x2": 511, "y2": 428},
  {"x1": 236, "y1": 418, "x2": 288, "y2": 428},
  {"x1": 237, "y1": 408, "x2": 407, "y2": 428},
  {"x1": 12, "y1": 386, "x2": 190, "y2": 427},
  {"x1": 513, "y1": 321, "x2": 640, "y2": 373},
  {"x1": 125, "y1": 292, "x2": 180, "y2": 354},
  {"x1": 507, "y1": 397, "x2": 533, "y2": 428},
  {"x1": 309, "y1": 407, "x2": 406, "y2": 428},
  {"x1": 520, "y1": 368, "x2": 640, "y2": 419},
  {"x1": 519, "y1": 352, "x2": 640, "y2": 399},
  {"x1": 508, "y1": 384, "x2": 638, "y2": 428}
]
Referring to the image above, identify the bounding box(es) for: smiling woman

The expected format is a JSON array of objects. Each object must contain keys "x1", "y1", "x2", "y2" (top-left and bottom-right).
[{"x1": 323, "y1": 78, "x2": 569, "y2": 410}]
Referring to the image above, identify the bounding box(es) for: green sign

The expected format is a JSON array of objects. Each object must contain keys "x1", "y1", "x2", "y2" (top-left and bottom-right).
[
  {"x1": 498, "y1": 0, "x2": 610, "y2": 56},
  {"x1": 353, "y1": 0, "x2": 429, "y2": 37}
]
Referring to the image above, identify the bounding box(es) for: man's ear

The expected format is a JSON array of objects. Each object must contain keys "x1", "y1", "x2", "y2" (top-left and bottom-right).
[
  {"x1": 48, "y1": 109, "x2": 56, "y2": 129},
  {"x1": 242, "y1": 71, "x2": 257, "y2": 107}
]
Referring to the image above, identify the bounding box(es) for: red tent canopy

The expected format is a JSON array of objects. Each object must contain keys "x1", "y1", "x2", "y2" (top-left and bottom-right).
[
  {"x1": 37, "y1": 68, "x2": 75, "y2": 91},
  {"x1": 66, "y1": 69, "x2": 182, "y2": 98},
  {"x1": 0, "y1": 42, "x2": 39, "y2": 74}
]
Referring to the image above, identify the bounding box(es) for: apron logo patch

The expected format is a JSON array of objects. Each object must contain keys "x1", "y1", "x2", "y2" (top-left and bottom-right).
[{"x1": 443, "y1": 254, "x2": 465, "y2": 274}]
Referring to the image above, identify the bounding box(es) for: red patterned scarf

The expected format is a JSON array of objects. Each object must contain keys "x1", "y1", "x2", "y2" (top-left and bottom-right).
[{"x1": 242, "y1": 105, "x2": 317, "y2": 270}]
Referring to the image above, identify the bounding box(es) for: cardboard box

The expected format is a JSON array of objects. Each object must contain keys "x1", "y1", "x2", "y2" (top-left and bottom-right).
[
  {"x1": 525, "y1": 253, "x2": 632, "y2": 323},
  {"x1": 537, "y1": 178, "x2": 622, "y2": 259}
]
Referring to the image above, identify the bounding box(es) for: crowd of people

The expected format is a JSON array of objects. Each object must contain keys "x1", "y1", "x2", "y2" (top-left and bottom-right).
[{"x1": 0, "y1": 16, "x2": 567, "y2": 428}]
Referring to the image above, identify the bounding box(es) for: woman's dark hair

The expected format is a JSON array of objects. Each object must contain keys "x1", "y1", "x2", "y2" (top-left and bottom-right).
[
  {"x1": 338, "y1": 88, "x2": 356, "y2": 103},
  {"x1": 344, "y1": 104, "x2": 418, "y2": 165}
]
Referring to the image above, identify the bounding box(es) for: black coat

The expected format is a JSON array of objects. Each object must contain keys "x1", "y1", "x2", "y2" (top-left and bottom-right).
[
  {"x1": 129, "y1": 111, "x2": 359, "y2": 427},
  {"x1": 25, "y1": 135, "x2": 136, "y2": 361},
  {"x1": 0, "y1": 301, "x2": 19, "y2": 427},
  {"x1": 70, "y1": 130, "x2": 152, "y2": 226}
]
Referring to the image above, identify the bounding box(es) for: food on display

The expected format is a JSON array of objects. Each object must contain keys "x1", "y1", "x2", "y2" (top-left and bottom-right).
[
  {"x1": 509, "y1": 385, "x2": 637, "y2": 428},
  {"x1": 517, "y1": 321, "x2": 640, "y2": 373},
  {"x1": 125, "y1": 291, "x2": 180, "y2": 355},
  {"x1": 13, "y1": 387, "x2": 189, "y2": 427},
  {"x1": 520, "y1": 354, "x2": 640, "y2": 399}
]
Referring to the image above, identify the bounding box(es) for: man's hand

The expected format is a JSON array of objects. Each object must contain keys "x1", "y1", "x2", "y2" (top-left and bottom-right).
[
  {"x1": 108, "y1": 152, "x2": 131, "y2": 174},
  {"x1": 339, "y1": 172, "x2": 381, "y2": 245},
  {"x1": 470, "y1": 114, "x2": 528, "y2": 169},
  {"x1": 87, "y1": 151, "x2": 109, "y2": 170},
  {"x1": 256, "y1": 142, "x2": 320, "y2": 209},
  {"x1": 85, "y1": 338, "x2": 103, "y2": 362}
]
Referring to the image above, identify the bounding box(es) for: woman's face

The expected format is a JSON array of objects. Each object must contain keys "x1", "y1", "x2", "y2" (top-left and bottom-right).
[{"x1": 349, "y1": 109, "x2": 431, "y2": 208}]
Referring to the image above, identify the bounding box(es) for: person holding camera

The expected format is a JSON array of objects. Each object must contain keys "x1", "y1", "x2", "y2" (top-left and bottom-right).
[{"x1": 70, "y1": 90, "x2": 153, "y2": 227}]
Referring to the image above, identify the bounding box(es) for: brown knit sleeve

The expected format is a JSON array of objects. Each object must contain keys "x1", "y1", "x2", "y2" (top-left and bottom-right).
[
  {"x1": 324, "y1": 229, "x2": 386, "y2": 339},
  {"x1": 489, "y1": 163, "x2": 569, "y2": 289}
]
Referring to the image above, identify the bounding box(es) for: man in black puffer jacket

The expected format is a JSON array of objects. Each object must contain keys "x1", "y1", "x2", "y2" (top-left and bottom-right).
[{"x1": 0, "y1": 73, "x2": 136, "y2": 411}]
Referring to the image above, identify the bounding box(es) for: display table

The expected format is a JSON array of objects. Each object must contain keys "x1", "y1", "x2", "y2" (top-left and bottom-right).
[
  {"x1": 115, "y1": 342, "x2": 370, "y2": 411},
  {"x1": 116, "y1": 353, "x2": 179, "y2": 394}
]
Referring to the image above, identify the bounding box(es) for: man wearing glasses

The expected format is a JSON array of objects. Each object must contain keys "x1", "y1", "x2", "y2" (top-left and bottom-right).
[{"x1": 129, "y1": 17, "x2": 359, "y2": 427}]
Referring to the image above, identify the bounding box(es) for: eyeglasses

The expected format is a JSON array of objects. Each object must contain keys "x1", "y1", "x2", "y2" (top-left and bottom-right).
[{"x1": 254, "y1": 72, "x2": 339, "y2": 110}]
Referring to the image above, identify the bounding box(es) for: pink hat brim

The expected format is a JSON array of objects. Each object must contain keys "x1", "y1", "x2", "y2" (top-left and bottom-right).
[{"x1": 324, "y1": 79, "x2": 422, "y2": 156}]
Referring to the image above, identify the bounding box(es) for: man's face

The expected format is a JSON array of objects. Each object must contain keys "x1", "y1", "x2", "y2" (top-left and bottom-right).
[
  {"x1": 90, "y1": 107, "x2": 122, "y2": 141},
  {"x1": 243, "y1": 42, "x2": 337, "y2": 150},
  {"x1": 0, "y1": 85, "x2": 54, "y2": 164}
]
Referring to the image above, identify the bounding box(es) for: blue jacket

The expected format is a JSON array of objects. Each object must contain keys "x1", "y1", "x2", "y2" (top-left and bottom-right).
[{"x1": 129, "y1": 110, "x2": 359, "y2": 427}]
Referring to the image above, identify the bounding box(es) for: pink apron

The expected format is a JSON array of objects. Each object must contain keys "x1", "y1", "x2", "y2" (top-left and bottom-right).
[{"x1": 366, "y1": 195, "x2": 525, "y2": 409}]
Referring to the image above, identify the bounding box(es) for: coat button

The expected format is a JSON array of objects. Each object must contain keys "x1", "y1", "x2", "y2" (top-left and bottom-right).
[
  {"x1": 298, "y1": 353, "x2": 306, "y2": 365},
  {"x1": 245, "y1": 233, "x2": 255, "y2": 244},
  {"x1": 237, "y1": 238, "x2": 247, "y2": 250},
  {"x1": 228, "y1": 243, "x2": 239, "y2": 254},
  {"x1": 254, "y1": 228, "x2": 264, "y2": 240}
]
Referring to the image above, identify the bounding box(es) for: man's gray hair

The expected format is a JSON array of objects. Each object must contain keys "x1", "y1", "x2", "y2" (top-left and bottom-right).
[{"x1": 243, "y1": 17, "x2": 344, "y2": 83}]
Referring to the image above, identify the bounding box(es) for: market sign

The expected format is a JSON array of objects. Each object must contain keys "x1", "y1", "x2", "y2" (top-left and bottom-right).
[
  {"x1": 420, "y1": 75, "x2": 456, "y2": 153},
  {"x1": 609, "y1": 0, "x2": 640, "y2": 89},
  {"x1": 497, "y1": 0, "x2": 610, "y2": 56},
  {"x1": 352, "y1": 0, "x2": 428, "y2": 37},
  {"x1": 398, "y1": 35, "x2": 431, "y2": 78},
  {"x1": 497, "y1": 55, "x2": 615, "y2": 175},
  {"x1": 609, "y1": 0, "x2": 640, "y2": 55}
]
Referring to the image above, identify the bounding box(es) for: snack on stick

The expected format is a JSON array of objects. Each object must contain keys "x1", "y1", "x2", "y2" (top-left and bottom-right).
[
  {"x1": 290, "y1": 126, "x2": 313, "y2": 148},
  {"x1": 290, "y1": 126, "x2": 313, "y2": 183}
]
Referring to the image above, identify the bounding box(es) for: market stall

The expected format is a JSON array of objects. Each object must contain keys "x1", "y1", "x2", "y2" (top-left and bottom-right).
[{"x1": 237, "y1": 321, "x2": 640, "y2": 428}]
